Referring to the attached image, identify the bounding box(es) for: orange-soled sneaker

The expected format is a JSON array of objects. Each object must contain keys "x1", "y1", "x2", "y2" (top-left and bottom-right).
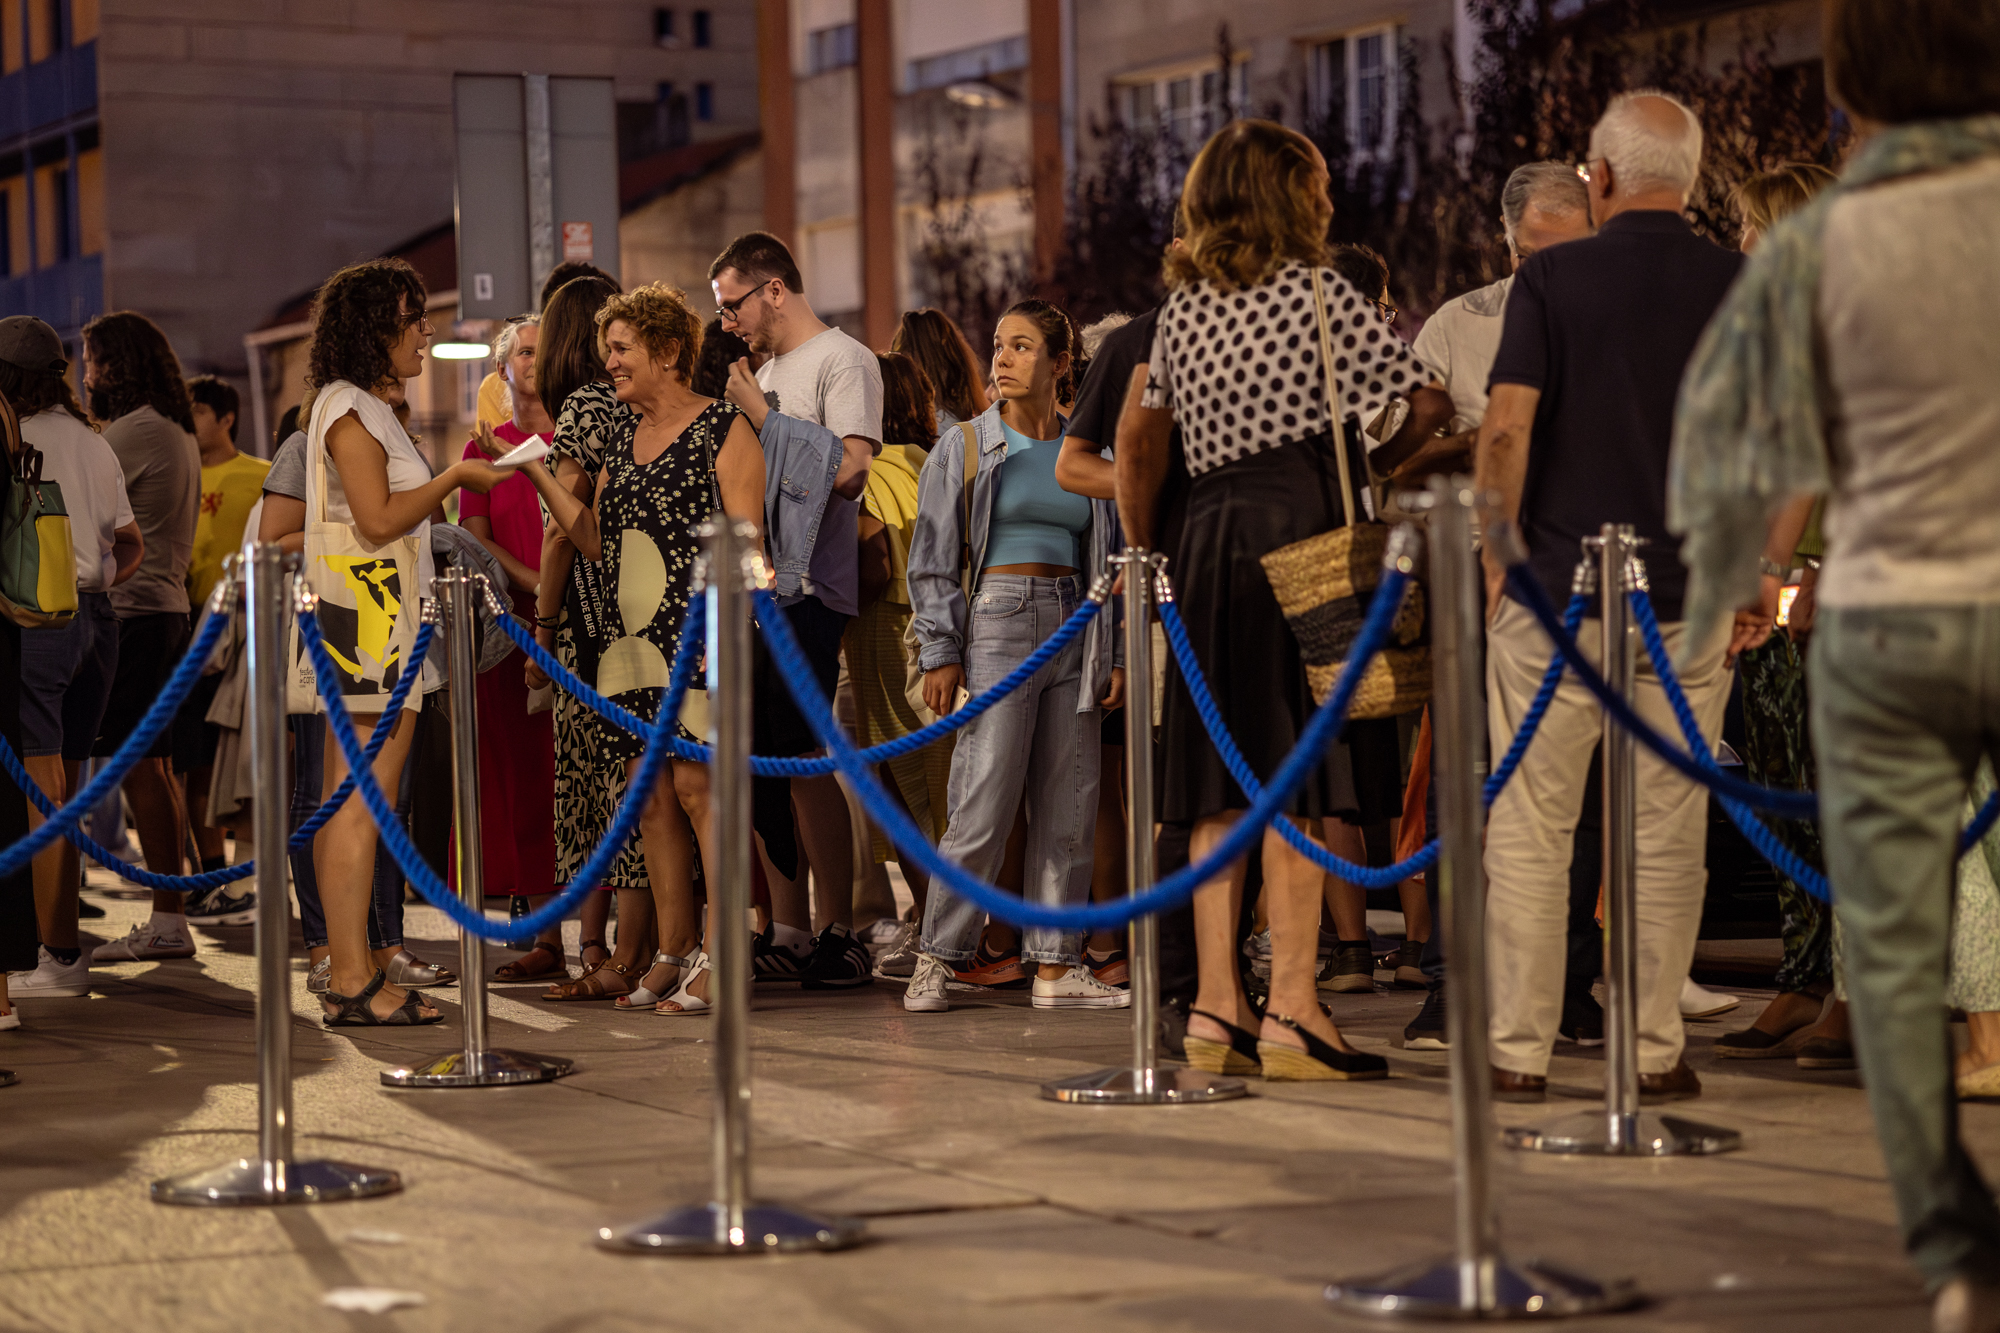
[{"x1": 952, "y1": 941, "x2": 1028, "y2": 989}]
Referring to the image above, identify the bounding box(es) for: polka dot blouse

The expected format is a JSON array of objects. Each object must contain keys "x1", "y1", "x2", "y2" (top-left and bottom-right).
[{"x1": 1142, "y1": 262, "x2": 1433, "y2": 477}]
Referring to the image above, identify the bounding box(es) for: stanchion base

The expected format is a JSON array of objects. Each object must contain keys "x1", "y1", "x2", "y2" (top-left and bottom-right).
[
  {"x1": 379, "y1": 1048, "x2": 574, "y2": 1088},
  {"x1": 1501, "y1": 1110, "x2": 1742, "y2": 1156},
  {"x1": 151, "y1": 1157, "x2": 403, "y2": 1207},
  {"x1": 1326, "y1": 1255, "x2": 1641, "y2": 1319},
  {"x1": 597, "y1": 1202, "x2": 866, "y2": 1255},
  {"x1": 1039, "y1": 1065, "x2": 1249, "y2": 1104}
]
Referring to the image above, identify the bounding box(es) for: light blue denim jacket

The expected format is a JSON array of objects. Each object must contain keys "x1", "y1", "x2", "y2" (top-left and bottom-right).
[
  {"x1": 907, "y1": 402, "x2": 1119, "y2": 715},
  {"x1": 758, "y1": 410, "x2": 844, "y2": 600}
]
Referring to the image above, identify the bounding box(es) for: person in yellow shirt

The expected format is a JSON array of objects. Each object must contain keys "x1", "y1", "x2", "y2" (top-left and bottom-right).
[{"x1": 176, "y1": 375, "x2": 271, "y2": 891}]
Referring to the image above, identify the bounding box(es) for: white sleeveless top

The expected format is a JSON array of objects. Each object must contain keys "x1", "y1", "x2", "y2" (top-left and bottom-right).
[{"x1": 304, "y1": 380, "x2": 437, "y2": 597}]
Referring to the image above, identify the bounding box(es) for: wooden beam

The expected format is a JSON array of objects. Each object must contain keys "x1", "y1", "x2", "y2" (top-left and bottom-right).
[
  {"x1": 857, "y1": 0, "x2": 897, "y2": 348},
  {"x1": 1027, "y1": 0, "x2": 1064, "y2": 293},
  {"x1": 757, "y1": 0, "x2": 796, "y2": 248}
]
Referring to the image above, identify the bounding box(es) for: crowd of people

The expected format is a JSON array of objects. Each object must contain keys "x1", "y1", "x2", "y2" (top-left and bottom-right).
[{"x1": 1, "y1": 0, "x2": 1996, "y2": 1321}]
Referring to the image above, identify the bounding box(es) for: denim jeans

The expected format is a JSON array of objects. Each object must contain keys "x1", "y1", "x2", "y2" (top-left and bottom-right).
[
  {"x1": 921, "y1": 574, "x2": 1099, "y2": 966},
  {"x1": 289, "y1": 715, "x2": 414, "y2": 950},
  {"x1": 1812, "y1": 604, "x2": 2000, "y2": 1289}
]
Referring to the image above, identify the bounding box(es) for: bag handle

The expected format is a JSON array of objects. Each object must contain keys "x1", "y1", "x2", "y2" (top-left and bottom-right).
[{"x1": 1309, "y1": 266, "x2": 1358, "y2": 532}]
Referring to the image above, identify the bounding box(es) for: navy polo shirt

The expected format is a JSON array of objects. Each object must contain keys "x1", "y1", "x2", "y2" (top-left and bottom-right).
[{"x1": 1487, "y1": 210, "x2": 1743, "y2": 619}]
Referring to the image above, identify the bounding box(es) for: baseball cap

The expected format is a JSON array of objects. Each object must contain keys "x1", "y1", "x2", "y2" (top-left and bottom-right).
[{"x1": 0, "y1": 316, "x2": 67, "y2": 374}]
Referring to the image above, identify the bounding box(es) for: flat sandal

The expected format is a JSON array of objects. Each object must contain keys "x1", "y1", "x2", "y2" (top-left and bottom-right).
[
  {"x1": 541, "y1": 958, "x2": 634, "y2": 1002},
  {"x1": 323, "y1": 968, "x2": 444, "y2": 1027},
  {"x1": 615, "y1": 953, "x2": 698, "y2": 1010}
]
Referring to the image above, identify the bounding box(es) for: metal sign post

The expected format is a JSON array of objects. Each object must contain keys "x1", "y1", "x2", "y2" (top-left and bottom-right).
[
  {"x1": 1503, "y1": 525, "x2": 1739, "y2": 1156},
  {"x1": 599, "y1": 518, "x2": 864, "y2": 1255},
  {"x1": 1328, "y1": 481, "x2": 1634, "y2": 1316},
  {"x1": 154, "y1": 546, "x2": 402, "y2": 1206},
  {"x1": 382, "y1": 570, "x2": 571, "y2": 1088},
  {"x1": 1043, "y1": 550, "x2": 1245, "y2": 1105}
]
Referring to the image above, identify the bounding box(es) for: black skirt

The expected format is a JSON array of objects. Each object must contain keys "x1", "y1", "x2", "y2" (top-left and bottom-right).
[{"x1": 1159, "y1": 432, "x2": 1406, "y2": 826}]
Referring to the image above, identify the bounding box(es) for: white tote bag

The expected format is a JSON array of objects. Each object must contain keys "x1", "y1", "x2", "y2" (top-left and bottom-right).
[{"x1": 287, "y1": 387, "x2": 427, "y2": 715}]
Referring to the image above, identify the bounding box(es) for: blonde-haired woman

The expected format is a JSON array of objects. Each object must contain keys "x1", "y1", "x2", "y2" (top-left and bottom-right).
[
  {"x1": 1117, "y1": 119, "x2": 1452, "y2": 1079},
  {"x1": 548, "y1": 283, "x2": 765, "y2": 1014}
]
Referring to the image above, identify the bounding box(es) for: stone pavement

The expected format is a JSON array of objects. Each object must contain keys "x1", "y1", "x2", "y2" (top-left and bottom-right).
[{"x1": 3, "y1": 894, "x2": 1995, "y2": 1333}]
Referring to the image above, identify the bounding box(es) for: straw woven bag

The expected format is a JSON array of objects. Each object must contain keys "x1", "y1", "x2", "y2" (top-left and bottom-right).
[{"x1": 1257, "y1": 267, "x2": 1430, "y2": 718}]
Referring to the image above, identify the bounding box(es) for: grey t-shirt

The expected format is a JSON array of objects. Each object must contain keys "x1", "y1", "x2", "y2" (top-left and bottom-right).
[
  {"x1": 104, "y1": 405, "x2": 199, "y2": 618},
  {"x1": 755, "y1": 327, "x2": 883, "y2": 619},
  {"x1": 265, "y1": 432, "x2": 307, "y2": 500}
]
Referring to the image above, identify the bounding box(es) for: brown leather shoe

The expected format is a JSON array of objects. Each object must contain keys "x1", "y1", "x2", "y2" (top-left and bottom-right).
[
  {"x1": 1492, "y1": 1066, "x2": 1547, "y2": 1103},
  {"x1": 1638, "y1": 1059, "x2": 1702, "y2": 1102}
]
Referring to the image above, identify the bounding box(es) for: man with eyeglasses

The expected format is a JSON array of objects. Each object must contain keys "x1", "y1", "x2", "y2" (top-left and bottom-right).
[{"x1": 709, "y1": 230, "x2": 882, "y2": 991}]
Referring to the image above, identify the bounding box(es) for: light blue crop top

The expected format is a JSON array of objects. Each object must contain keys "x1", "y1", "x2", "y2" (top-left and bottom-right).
[{"x1": 982, "y1": 420, "x2": 1092, "y2": 571}]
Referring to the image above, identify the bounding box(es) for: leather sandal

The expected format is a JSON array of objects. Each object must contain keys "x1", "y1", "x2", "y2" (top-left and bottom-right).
[
  {"x1": 492, "y1": 940, "x2": 567, "y2": 983},
  {"x1": 655, "y1": 951, "x2": 712, "y2": 1015},
  {"x1": 541, "y1": 957, "x2": 634, "y2": 1002},
  {"x1": 615, "y1": 953, "x2": 697, "y2": 1010},
  {"x1": 322, "y1": 968, "x2": 443, "y2": 1027}
]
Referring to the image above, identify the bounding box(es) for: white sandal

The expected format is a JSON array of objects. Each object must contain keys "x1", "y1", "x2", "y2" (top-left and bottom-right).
[
  {"x1": 614, "y1": 952, "x2": 697, "y2": 1010},
  {"x1": 654, "y1": 950, "x2": 712, "y2": 1015}
]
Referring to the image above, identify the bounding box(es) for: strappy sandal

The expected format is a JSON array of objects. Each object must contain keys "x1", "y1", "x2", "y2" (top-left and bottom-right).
[
  {"x1": 322, "y1": 968, "x2": 443, "y2": 1027},
  {"x1": 1257, "y1": 1012, "x2": 1388, "y2": 1082},
  {"x1": 493, "y1": 940, "x2": 567, "y2": 983},
  {"x1": 541, "y1": 956, "x2": 634, "y2": 1002},
  {"x1": 1184, "y1": 1007, "x2": 1263, "y2": 1077},
  {"x1": 615, "y1": 952, "x2": 697, "y2": 1010},
  {"x1": 655, "y1": 950, "x2": 712, "y2": 1015}
]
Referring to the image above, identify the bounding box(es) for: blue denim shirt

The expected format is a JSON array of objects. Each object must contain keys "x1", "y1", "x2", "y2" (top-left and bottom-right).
[
  {"x1": 907, "y1": 403, "x2": 1119, "y2": 714},
  {"x1": 759, "y1": 410, "x2": 844, "y2": 602}
]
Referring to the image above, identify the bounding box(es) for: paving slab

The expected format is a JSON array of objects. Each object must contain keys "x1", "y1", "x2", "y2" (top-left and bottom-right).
[{"x1": 2, "y1": 895, "x2": 1993, "y2": 1333}]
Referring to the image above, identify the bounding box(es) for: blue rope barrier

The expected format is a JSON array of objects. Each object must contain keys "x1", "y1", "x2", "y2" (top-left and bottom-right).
[
  {"x1": 288, "y1": 621, "x2": 434, "y2": 850},
  {"x1": 0, "y1": 602, "x2": 234, "y2": 882},
  {"x1": 487, "y1": 583, "x2": 1105, "y2": 777},
  {"x1": 1503, "y1": 565, "x2": 1823, "y2": 819},
  {"x1": 1156, "y1": 590, "x2": 1589, "y2": 888},
  {"x1": 749, "y1": 565, "x2": 1412, "y2": 931},
  {"x1": 298, "y1": 592, "x2": 696, "y2": 942}
]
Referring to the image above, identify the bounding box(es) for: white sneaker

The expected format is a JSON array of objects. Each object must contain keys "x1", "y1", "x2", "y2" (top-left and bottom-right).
[
  {"x1": 1031, "y1": 964, "x2": 1132, "y2": 1010},
  {"x1": 872, "y1": 921, "x2": 921, "y2": 979},
  {"x1": 1680, "y1": 977, "x2": 1739, "y2": 1018},
  {"x1": 1936, "y1": 1277, "x2": 2000, "y2": 1333},
  {"x1": 91, "y1": 923, "x2": 197, "y2": 963},
  {"x1": 903, "y1": 954, "x2": 952, "y2": 1012},
  {"x1": 0, "y1": 1006, "x2": 18, "y2": 1030},
  {"x1": 858, "y1": 916, "x2": 907, "y2": 947},
  {"x1": 10, "y1": 946, "x2": 93, "y2": 998}
]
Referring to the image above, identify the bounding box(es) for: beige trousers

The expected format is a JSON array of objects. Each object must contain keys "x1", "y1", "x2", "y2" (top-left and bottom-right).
[{"x1": 1483, "y1": 596, "x2": 1729, "y2": 1076}]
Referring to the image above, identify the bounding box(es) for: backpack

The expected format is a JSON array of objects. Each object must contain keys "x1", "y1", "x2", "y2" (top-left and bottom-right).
[{"x1": 1, "y1": 439, "x2": 78, "y2": 628}]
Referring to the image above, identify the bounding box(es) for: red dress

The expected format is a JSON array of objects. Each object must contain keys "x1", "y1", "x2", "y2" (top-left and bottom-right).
[{"x1": 456, "y1": 424, "x2": 556, "y2": 895}]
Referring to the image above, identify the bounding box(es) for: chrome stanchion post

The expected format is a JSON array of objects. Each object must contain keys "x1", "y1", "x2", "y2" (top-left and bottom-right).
[
  {"x1": 382, "y1": 568, "x2": 572, "y2": 1088},
  {"x1": 154, "y1": 545, "x2": 402, "y2": 1205},
  {"x1": 1503, "y1": 526, "x2": 1739, "y2": 1157},
  {"x1": 1043, "y1": 551, "x2": 1246, "y2": 1105},
  {"x1": 1330, "y1": 481, "x2": 1632, "y2": 1316},
  {"x1": 600, "y1": 517, "x2": 863, "y2": 1254}
]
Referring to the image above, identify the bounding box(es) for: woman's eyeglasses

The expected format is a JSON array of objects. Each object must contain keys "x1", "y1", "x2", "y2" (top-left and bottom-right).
[{"x1": 1372, "y1": 299, "x2": 1399, "y2": 326}]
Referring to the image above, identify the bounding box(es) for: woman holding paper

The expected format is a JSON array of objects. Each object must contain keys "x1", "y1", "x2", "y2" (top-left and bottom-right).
[{"x1": 459, "y1": 314, "x2": 564, "y2": 980}]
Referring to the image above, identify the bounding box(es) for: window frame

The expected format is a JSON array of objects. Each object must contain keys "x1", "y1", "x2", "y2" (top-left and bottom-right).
[
  {"x1": 1115, "y1": 58, "x2": 1249, "y2": 147},
  {"x1": 1307, "y1": 23, "x2": 1400, "y2": 162}
]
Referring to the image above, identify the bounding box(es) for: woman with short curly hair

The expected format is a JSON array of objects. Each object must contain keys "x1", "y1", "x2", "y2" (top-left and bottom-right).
[{"x1": 302, "y1": 256, "x2": 513, "y2": 1026}]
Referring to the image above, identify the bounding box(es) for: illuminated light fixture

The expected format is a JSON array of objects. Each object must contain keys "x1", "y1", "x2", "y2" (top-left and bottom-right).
[
  {"x1": 944, "y1": 80, "x2": 1014, "y2": 110},
  {"x1": 430, "y1": 341, "x2": 490, "y2": 360}
]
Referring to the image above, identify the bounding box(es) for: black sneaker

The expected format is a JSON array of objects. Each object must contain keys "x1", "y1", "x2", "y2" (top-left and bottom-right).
[
  {"x1": 752, "y1": 924, "x2": 811, "y2": 984},
  {"x1": 1404, "y1": 982, "x2": 1448, "y2": 1050},
  {"x1": 1319, "y1": 940, "x2": 1376, "y2": 994},
  {"x1": 1559, "y1": 993, "x2": 1605, "y2": 1046},
  {"x1": 77, "y1": 897, "x2": 106, "y2": 919},
  {"x1": 185, "y1": 885, "x2": 257, "y2": 927},
  {"x1": 800, "y1": 923, "x2": 874, "y2": 989}
]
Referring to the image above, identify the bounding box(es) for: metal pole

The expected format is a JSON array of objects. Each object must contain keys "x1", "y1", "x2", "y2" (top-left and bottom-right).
[
  {"x1": 1042, "y1": 551, "x2": 1244, "y2": 1105},
  {"x1": 524, "y1": 72, "x2": 555, "y2": 295},
  {"x1": 154, "y1": 545, "x2": 403, "y2": 1205},
  {"x1": 1330, "y1": 480, "x2": 1632, "y2": 1316},
  {"x1": 1503, "y1": 529, "x2": 1740, "y2": 1157},
  {"x1": 599, "y1": 518, "x2": 863, "y2": 1254},
  {"x1": 381, "y1": 569, "x2": 571, "y2": 1088}
]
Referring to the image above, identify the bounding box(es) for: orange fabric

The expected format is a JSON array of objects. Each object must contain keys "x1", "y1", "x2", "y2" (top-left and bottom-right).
[{"x1": 1396, "y1": 706, "x2": 1432, "y2": 875}]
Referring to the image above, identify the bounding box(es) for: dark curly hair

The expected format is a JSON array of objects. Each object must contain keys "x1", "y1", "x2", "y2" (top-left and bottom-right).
[
  {"x1": 305, "y1": 258, "x2": 428, "y2": 394},
  {"x1": 0, "y1": 361, "x2": 91, "y2": 427},
  {"x1": 80, "y1": 311, "x2": 194, "y2": 432},
  {"x1": 595, "y1": 282, "x2": 703, "y2": 384}
]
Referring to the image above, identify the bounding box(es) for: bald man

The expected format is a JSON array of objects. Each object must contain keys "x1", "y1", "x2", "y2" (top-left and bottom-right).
[{"x1": 1475, "y1": 91, "x2": 1744, "y2": 1103}]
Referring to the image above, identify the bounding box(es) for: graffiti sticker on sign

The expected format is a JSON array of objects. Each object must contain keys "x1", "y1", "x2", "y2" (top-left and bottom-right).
[{"x1": 562, "y1": 222, "x2": 594, "y2": 263}]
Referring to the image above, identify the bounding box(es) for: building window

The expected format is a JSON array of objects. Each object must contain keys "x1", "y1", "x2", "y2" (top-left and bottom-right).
[
  {"x1": 33, "y1": 160, "x2": 69, "y2": 267},
  {"x1": 0, "y1": 184, "x2": 13, "y2": 278},
  {"x1": 28, "y1": 0, "x2": 59, "y2": 61},
  {"x1": 907, "y1": 35, "x2": 1028, "y2": 92},
  {"x1": 72, "y1": 0, "x2": 97, "y2": 44},
  {"x1": 1310, "y1": 27, "x2": 1399, "y2": 158},
  {"x1": 692, "y1": 8, "x2": 710, "y2": 48},
  {"x1": 75, "y1": 144, "x2": 102, "y2": 257},
  {"x1": 694, "y1": 82, "x2": 713, "y2": 122},
  {"x1": 1120, "y1": 62, "x2": 1247, "y2": 146},
  {"x1": 808, "y1": 23, "x2": 857, "y2": 75},
  {"x1": 2, "y1": 0, "x2": 22, "y2": 73},
  {"x1": 653, "y1": 7, "x2": 676, "y2": 47}
]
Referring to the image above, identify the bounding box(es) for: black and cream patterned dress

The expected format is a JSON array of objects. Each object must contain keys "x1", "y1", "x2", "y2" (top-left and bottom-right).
[
  {"x1": 594, "y1": 397, "x2": 739, "y2": 762},
  {"x1": 548, "y1": 380, "x2": 648, "y2": 891}
]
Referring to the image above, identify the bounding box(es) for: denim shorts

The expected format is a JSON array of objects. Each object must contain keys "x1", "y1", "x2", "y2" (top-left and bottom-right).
[{"x1": 18, "y1": 591, "x2": 119, "y2": 760}]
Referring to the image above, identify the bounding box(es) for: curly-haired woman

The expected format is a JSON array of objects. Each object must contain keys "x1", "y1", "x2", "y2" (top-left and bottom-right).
[
  {"x1": 303, "y1": 257, "x2": 513, "y2": 1025},
  {"x1": 547, "y1": 283, "x2": 765, "y2": 1015}
]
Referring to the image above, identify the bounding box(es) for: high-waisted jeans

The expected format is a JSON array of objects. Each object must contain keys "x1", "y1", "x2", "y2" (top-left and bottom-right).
[
  {"x1": 289, "y1": 715, "x2": 414, "y2": 950},
  {"x1": 920, "y1": 574, "x2": 1099, "y2": 966}
]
